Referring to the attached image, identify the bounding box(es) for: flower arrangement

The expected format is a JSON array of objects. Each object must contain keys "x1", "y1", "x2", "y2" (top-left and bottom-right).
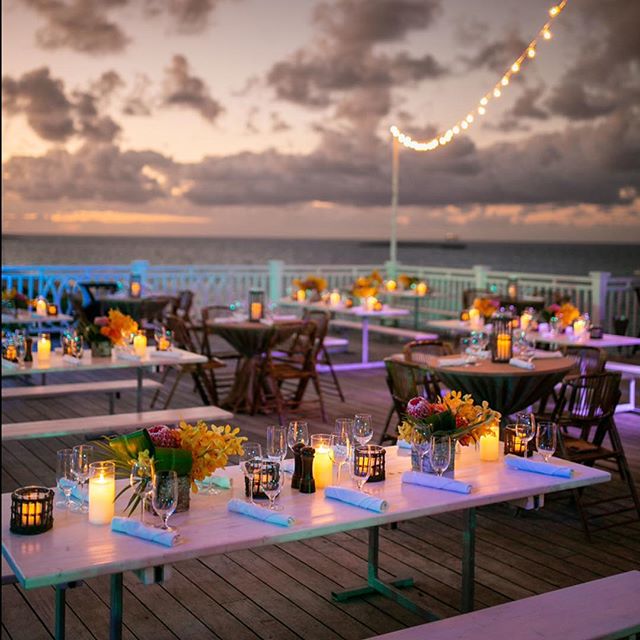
[
  {"x1": 398, "y1": 391, "x2": 500, "y2": 447},
  {"x1": 292, "y1": 275, "x2": 328, "y2": 293},
  {"x1": 98, "y1": 421, "x2": 246, "y2": 515},
  {"x1": 99, "y1": 309, "x2": 138, "y2": 346},
  {"x1": 473, "y1": 296, "x2": 500, "y2": 320},
  {"x1": 398, "y1": 274, "x2": 419, "y2": 290},
  {"x1": 352, "y1": 270, "x2": 383, "y2": 299},
  {"x1": 541, "y1": 298, "x2": 580, "y2": 329},
  {"x1": 1, "y1": 289, "x2": 29, "y2": 310}
]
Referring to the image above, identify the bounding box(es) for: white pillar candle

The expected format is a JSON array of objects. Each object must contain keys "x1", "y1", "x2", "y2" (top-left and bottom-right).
[
  {"x1": 520, "y1": 312, "x2": 532, "y2": 332},
  {"x1": 468, "y1": 308, "x2": 481, "y2": 329},
  {"x1": 311, "y1": 435, "x2": 334, "y2": 489},
  {"x1": 296, "y1": 289, "x2": 306, "y2": 303},
  {"x1": 479, "y1": 426, "x2": 500, "y2": 461},
  {"x1": 88, "y1": 463, "x2": 115, "y2": 525},
  {"x1": 133, "y1": 332, "x2": 147, "y2": 357},
  {"x1": 35, "y1": 299, "x2": 48, "y2": 316},
  {"x1": 416, "y1": 282, "x2": 428, "y2": 296},
  {"x1": 37, "y1": 335, "x2": 51, "y2": 360},
  {"x1": 329, "y1": 290, "x2": 341, "y2": 306}
]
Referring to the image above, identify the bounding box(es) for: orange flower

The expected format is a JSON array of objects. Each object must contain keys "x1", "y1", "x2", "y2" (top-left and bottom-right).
[{"x1": 100, "y1": 309, "x2": 138, "y2": 346}]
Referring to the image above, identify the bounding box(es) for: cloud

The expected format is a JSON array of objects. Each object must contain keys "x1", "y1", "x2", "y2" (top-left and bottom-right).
[
  {"x1": 122, "y1": 74, "x2": 154, "y2": 116},
  {"x1": 22, "y1": 0, "x2": 130, "y2": 54},
  {"x1": 463, "y1": 32, "x2": 528, "y2": 74},
  {"x1": 143, "y1": 0, "x2": 227, "y2": 33},
  {"x1": 2, "y1": 67, "x2": 121, "y2": 143},
  {"x1": 162, "y1": 54, "x2": 224, "y2": 122}
]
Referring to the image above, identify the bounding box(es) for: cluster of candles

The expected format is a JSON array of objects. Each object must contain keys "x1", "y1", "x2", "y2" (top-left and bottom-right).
[
  {"x1": 384, "y1": 280, "x2": 428, "y2": 295},
  {"x1": 32, "y1": 297, "x2": 58, "y2": 317}
]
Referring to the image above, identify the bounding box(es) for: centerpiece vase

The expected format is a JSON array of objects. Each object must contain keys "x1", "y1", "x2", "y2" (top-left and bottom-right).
[
  {"x1": 411, "y1": 440, "x2": 457, "y2": 478},
  {"x1": 91, "y1": 341, "x2": 112, "y2": 358}
]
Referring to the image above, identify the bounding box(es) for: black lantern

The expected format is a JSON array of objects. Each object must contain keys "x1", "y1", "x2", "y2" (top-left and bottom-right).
[
  {"x1": 491, "y1": 312, "x2": 513, "y2": 363},
  {"x1": 10, "y1": 486, "x2": 54, "y2": 535},
  {"x1": 504, "y1": 426, "x2": 530, "y2": 457},
  {"x1": 248, "y1": 289, "x2": 265, "y2": 322},
  {"x1": 507, "y1": 278, "x2": 519, "y2": 301},
  {"x1": 243, "y1": 459, "x2": 268, "y2": 500},
  {"x1": 354, "y1": 445, "x2": 386, "y2": 483},
  {"x1": 129, "y1": 274, "x2": 142, "y2": 298}
]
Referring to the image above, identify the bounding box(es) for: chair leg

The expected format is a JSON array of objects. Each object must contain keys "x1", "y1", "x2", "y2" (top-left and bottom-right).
[
  {"x1": 322, "y1": 348, "x2": 345, "y2": 402},
  {"x1": 311, "y1": 374, "x2": 328, "y2": 423},
  {"x1": 163, "y1": 370, "x2": 184, "y2": 409},
  {"x1": 150, "y1": 366, "x2": 172, "y2": 408}
]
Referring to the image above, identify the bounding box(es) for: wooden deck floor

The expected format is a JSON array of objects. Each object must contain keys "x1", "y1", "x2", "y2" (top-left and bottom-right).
[{"x1": 2, "y1": 337, "x2": 640, "y2": 640}]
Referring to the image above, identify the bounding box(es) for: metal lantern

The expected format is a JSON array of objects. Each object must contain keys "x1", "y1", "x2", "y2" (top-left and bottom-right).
[
  {"x1": 491, "y1": 312, "x2": 513, "y2": 363},
  {"x1": 129, "y1": 274, "x2": 142, "y2": 298},
  {"x1": 248, "y1": 289, "x2": 265, "y2": 322},
  {"x1": 244, "y1": 458, "x2": 269, "y2": 500},
  {"x1": 507, "y1": 278, "x2": 519, "y2": 300},
  {"x1": 354, "y1": 445, "x2": 386, "y2": 483},
  {"x1": 10, "y1": 486, "x2": 54, "y2": 535},
  {"x1": 504, "y1": 426, "x2": 529, "y2": 457}
]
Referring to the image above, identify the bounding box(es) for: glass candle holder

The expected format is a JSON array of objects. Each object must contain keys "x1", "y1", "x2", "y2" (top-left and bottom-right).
[
  {"x1": 88, "y1": 461, "x2": 116, "y2": 525},
  {"x1": 129, "y1": 274, "x2": 142, "y2": 298},
  {"x1": 35, "y1": 297, "x2": 48, "y2": 316},
  {"x1": 504, "y1": 426, "x2": 528, "y2": 457},
  {"x1": 353, "y1": 445, "x2": 386, "y2": 482},
  {"x1": 491, "y1": 313, "x2": 513, "y2": 363},
  {"x1": 311, "y1": 434, "x2": 333, "y2": 489},
  {"x1": 10, "y1": 486, "x2": 54, "y2": 535},
  {"x1": 47, "y1": 304, "x2": 58, "y2": 316},
  {"x1": 37, "y1": 332, "x2": 51, "y2": 361},
  {"x1": 248, "y1": 290, "x2": 265, "y2": 322}
]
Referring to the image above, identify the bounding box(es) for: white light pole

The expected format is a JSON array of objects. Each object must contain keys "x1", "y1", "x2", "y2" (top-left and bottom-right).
[{"x1": 389, "y1": 135, "x2": 399, "y2": 274}]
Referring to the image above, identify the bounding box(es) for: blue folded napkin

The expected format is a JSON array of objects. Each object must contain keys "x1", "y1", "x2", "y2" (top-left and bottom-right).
[
  {"x1": 324, "y1": 486, "x2": 388, "y2": 512},
  {"x1": 114, "y1": 350, "x2": 142, "y2": 362},
  {"x1": 111, "y1": 517, "x2": 179, "y2": 546},
  {"x1": 509, "y1": 357, "x2": 535, "y2": 370},
  {"x1": 70, "y1": 485, "x2": 88, "y2": 504},
  {"x1": 196, "y1": 474, "x2": 232, "y2": 490},
  {"x1": 227, "y1": 499, "x2": 295, "y2": 527},
  {"x1": 401, "y1": 471, "x2": 472, "y2": 494},
  {"x1": 504, "y1": 454, "x2": 573, "y2": 478},
  {"x1": 397, "y1": 439, "x2": 412, "y2": 450}
]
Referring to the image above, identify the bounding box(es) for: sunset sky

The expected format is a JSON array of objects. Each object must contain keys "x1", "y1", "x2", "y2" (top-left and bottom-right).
[{"x1": 2, "y1": 0, "x2": 639, "y2": 242}]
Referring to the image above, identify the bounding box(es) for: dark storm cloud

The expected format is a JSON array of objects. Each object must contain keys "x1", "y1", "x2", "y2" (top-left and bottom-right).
[
  {"x1": 122, "y1": 75, "x2": 154, "y2": 116},
  {"x1": 510, "y1": 87, "x2": 548, "y2": 120},
  {"x1": 2, "y1": 67, "x2": 121, "y2": 143},
  {"x1": 162, "y1": 55, "x2": 224, "y2": 122},
  {"x1": 23, "y1": 0, "x2": 130, "y2": 54},
  {"x1": 463, "y1": 33, "x2": 528, "y2": 74}
]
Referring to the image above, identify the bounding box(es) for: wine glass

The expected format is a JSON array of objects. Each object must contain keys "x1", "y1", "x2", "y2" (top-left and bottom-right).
[
  {"x1": 130, "y1": 457, "x2": 155, "y2": 520},
  {"x1": 536, "y1": 420, "x2": 558, "y2": 463},
  {"x1": 515, "y1": 413, "x2": 536, "y2": 459},
  {"x1": 151, "y1": 470, "x2": 179, "y2": 531},
  {"x1": 334, "y1": 418, "x2": 354, "y2": 442},
  {"x1": 14, "y1": 332, "x2": 26, "y2": 368},
  {"x1": 411, "y1": 428, "x2": 430, "y2": 473},
  {"x1": 352, "y1": 414, "x2": 373, "y2": 447},
  {"x1": 428, "y1": 435, "x2": 452, "y2": 477},
  {"x1": 56, "y1": 449, "x2": 77, "y2": 509},
  {"x1": 350, "y1": 446, "x2": 372, "y2": 491},
  {"x1": 266, "y1": 425, "x2": 287, "y2": 462},
  {"x1": 71, "y1": 444, "x2": 94, "y2": 513},
  {"x1": 260, "y1": 460, "x2": 283, "y2": 511},
  {"x1": 329, "y1": 433, "x2": 351, "y2": 484},
  {"x1": 477, "y1": 331, "x2": 490, "y2": 357},
  {"x1": 240, "y1": 442, "x2": 263, "y2": 504},
  {"x1": 286, "y1": 421, "x2": 309, "y2": 456}
]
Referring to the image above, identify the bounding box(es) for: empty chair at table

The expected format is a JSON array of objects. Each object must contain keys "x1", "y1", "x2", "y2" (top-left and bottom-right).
[
  {"x1": 252, "y1": 320, "x2": 327, "y2": 425},
  {"x1": 549, "y1": 371, "x2": 640, "y2": 539},
  {"x1": 170, "y1": 290, "x2": 194, "y2": 324},
  {"x1": 403, "y1": 339, "x2": 452, "y2": 404}
]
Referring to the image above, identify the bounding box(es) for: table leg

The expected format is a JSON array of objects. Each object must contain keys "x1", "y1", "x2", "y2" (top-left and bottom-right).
[
  {"x1": 136, "y1": 368, "x2": 143, "y2": 412},
  {"x1": 414, "y1": 298, "x2": 420, "y2": 330},
  {"x1": 54, "y1": 585, "x2": 66, "y2": 640},
  {"x1": 461, "y1": 507, "x2": 476, "y2": 613},
  {"x1": 110, "y1": 573, "x2": 124, "y2": 640},
  {"x1": 331, "y1": 526, "x2": 437, "y2": 620},
  {"x1": 361, "y1": 318, "x2": 369, "y2": 364}
]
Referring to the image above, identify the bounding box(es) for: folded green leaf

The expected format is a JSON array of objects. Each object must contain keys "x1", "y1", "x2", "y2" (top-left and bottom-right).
[{"x1": 154, "y1": 447, "x2": 193, "y2": 475}]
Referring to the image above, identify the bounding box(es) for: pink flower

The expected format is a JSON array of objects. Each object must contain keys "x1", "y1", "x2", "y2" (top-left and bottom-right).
[
  {"x1": 406, "y1": 397, "x2": 430, "y2": 419},
  {"x1": 94, "y1": 316, "x2": 109, "y2": 326}
]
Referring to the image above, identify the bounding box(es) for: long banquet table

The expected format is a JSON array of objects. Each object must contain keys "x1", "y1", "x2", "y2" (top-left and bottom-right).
[{"x1": 2, "y1": 446, "x2": 610, "y2": 640}]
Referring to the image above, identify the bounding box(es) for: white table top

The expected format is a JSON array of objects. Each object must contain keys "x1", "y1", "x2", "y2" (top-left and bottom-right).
[
  {"x1": 280, "y1": 299, "x2": 409, "y2": 319},
  {"x1": 1, "y1": 312, "x2": 74, "y2": 325},
  {"x1": 2, "y1": 446, "x2": 609, "y2": 589},
  {"x1": 530, "y1": 332, "x2": 640, "y2": 349},
  {"x1": 1, "y1": 347, "x2": 207, "y2": 377}
]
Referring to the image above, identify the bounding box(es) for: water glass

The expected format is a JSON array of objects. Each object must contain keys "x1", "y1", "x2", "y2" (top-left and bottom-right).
[
  {"x1": 260, "y1": 460, "x2": 283, "y2": 511},
  {"x1": 130, "y1": 457, "x2": 155, "y2": 519},
  {"x1": 56, "y1": 448, "x2": 77, "y2": 509},
  {"x1": 151, "y1": 470, "x2": 179, "y2": 531},
  {"x1": 266, "y1": 425, "x2": 287, "y2": 462},
  {"x1": 329, "y1": 433, "x2": 351, "y2": 484},
  {"x1": 350, "y1": 446, "x2": 372, "y2": 491},
  {"x1": 286, "y1": 421, "x2": 309, "y2": 454},
  {"x1": 352, "y1": 414, "x2": 373, "y2": 447},
  {"x1": 13, "y1": 332, "x2": 26, "y2": 366},
  {"x1": 515, "y1": 413, "x2": 536, "y2": 459},
  {"x1": 536, "y1": 421, "x2": 558, "y2": 463},
  {"x1": 71, "y1": 444, "x2": 94, "y2": 513},
  {"x1": 334, "y1": 418, "x2": 354, "y2": 442},
  {"x1": 428, "y1": 435, "x2": 452, "y2": 477},
  {"x1": 240, "y1": 442, "x2": 263, "y2": 503}
]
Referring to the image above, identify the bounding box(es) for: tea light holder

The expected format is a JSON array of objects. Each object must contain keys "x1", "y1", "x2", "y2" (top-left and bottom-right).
[
  {"x1": 507, "y1": 278, "x2": 519, "y2": 300},
  {"x1": 156, "y1": 328, "x2": 172, "y2": 351},
  {"x1": 47, "y1": 303, "x2": 58, "y2": 316},
  {"x1": 385, "y1": 279, "x2": 397, "y2": 292},
  {"x1": 248, "y1": 290, "x2": 265, "y2": 322},
  {"x1": 504, "y1": 426, "x2": 529, "y2": 457},
  {"x1": 37, "y1": 332, "x2": 52, "y2": 361},
  {"x1": 10, "y1": 486, "x2": 54, "y2": 535},
  {"x1": 491, "y1": 313, "x2": 513, "y2": 363},
  {"x1": 244, "y1": 459, "x2": 269, "y2": 499},
  {"x1": 353, "y1": 445, "x2": 386, "y2": 483},
  {"x1": 416, "y1": 282, "x2": 428, "y2": 296},
  {"x1": 129, "y1": 274, "x2": 142, "y2": 298}
]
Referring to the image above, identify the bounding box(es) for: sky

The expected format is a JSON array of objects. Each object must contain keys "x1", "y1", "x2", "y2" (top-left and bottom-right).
[{"x1": 1, "y1": 0, "x2": 639, "y2": 243}]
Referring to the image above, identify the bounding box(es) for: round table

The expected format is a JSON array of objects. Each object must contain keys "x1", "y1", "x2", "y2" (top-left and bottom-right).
[{"x1": 431, "y1": 356, "x2": 576, "y2": 420}]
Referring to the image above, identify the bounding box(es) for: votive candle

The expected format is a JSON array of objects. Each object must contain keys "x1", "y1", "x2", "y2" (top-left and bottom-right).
[
  {"x1": 329, "y1": 290, "x2": 341, "y2": 306},
  {"x1": 469, "y1": 308, "x2": 481, "y2": 329},
  {"x1": 311, "y1": 435, "x2": 333, "y2": 489},
  {"x1": 250, "y1": 302, "x2": 263, "y2": 321},
  {"x1": 296, "y1": 289, "x2": 306, "y2": 303},
  {"x1": 133, "y1": 331, "x2": 147, "y2": 357},
  {"x1": 479, "y1": 426, "x2": 500, "y2": 461},
  {"x1": 496, "y1": 334, "x2": 511, "y2": 361},
  {"x1": 37, "y1": 334, "x2": 51, "y2": 360},
  {"x1": 416, "y1": 282, "x2": 428, "y2": 296},
  {"x1": 88, "y1": 462, "x2": 115, "y2": 525},
  {"x1": 385, "y1": 280, "x2": 397, "y2": 292},
  {"x1": 520, "y1": 312, "x2": 533, "y2": 332},
  {"x1": 35, "y1": 298, "x2": 47, "y2": 316}
]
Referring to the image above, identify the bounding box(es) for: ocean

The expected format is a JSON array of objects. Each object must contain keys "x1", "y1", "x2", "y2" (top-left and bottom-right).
[{"x1": 2, "y1": 235, "x2": 639, "y2": 277}]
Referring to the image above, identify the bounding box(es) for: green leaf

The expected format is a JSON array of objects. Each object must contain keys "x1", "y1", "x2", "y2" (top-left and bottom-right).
[
  {"x1": 154, "y1": 447, "x2": 192, "y2": 475},
  {"x1": 423, "y1": 410, "x2": 457, "y2": 434},
  {"x1": 108, "y1": 429, "x2": 156, "y2": 462}
]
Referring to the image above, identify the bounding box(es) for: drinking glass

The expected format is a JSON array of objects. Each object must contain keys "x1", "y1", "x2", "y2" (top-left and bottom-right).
[
  {"x1": 352, "y1": 414, "x2": 373, "y2": 447},
  {"x1": 428, "y1": 435, "x2": 452, "y2": 477},
  {"x1": 56, "y1": 449, "x2": 77, "y2": 509},
  {"x1": 329, "y1": 433, "x2": 350, "y2": 484},
  {"x1": 477, "y1": 331, "x2": 490, "y2": 356},
  {"x1": 260, "y1": 460, "x2": 283, "y2": 511},
  {"x1": 151, "y1": 470, "x2": 179, "y2": 531},
  {"x1": 515, "y1": 413, "x2": 536, "y2": 459},
  {"x1": 334, "y1": 418, "x2": 354, "y2": 442},
  {"x1": 71, "y1": 444, "x2": 94, "y2": 513},
  {"x1": 240, "y1": 442, "x2": 263, "y2": 504},
  {"x1": 536, "y1": 420, "x2": 558, "y2": 463},
  {"x1": 130, "y1": 457, "x2": 156, "y2": 520},
  {"x1": 266, "y1": 425, "x2": 287, "y2": 462},
  {"x1": 286, "y1": 421, "x2": 309, "y2": 455},
  {"x1": 350, "y1": 446, "x2": 372, "y2": 491},
  {"x1": 14, "y1": 332, "x2": 26, "y2": 367},
  {"x1": 71, "y1": 334, "x2": 84, "y2": 359}
]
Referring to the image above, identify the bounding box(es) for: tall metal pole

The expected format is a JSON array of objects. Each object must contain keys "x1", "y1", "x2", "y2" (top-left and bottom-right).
[{"x1": 390, "y1": 136, "x2": 399, "y2": 270}]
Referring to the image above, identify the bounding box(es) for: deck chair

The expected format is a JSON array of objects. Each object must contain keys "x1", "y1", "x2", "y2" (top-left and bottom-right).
[
  {"x1": 551, "y1": 372, "x2": 640, "y2": 539},
  {"x1": 403, "y1": 339, "x2": 452, "y2": 403},
  {"x1": 170, "y1": 290, "x2": 194, "y2": 324}
]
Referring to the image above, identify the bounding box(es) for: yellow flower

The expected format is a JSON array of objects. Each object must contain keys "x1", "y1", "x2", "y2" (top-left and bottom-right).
[
  {"x1": 558, "y1": 303, "x2": 580, "y2": 328},
  {"x1": 100, "y1": 309, "x2": 138, "y2": 346}
]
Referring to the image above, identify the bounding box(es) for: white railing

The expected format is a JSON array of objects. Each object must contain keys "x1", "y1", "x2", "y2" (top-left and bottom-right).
[{"x1": 2, "y1": 261, "x2": 638, "y2": 335}]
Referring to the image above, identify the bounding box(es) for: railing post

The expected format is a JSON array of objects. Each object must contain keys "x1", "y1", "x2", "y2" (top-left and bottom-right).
[
  {"x1": 268, "y1": 260, "x2": 284, "y2": 303},
  {"x1": 384, "y1": 260, "x2": 398, "y2": 280},
  {"x1": 589, "y1": 271, "x2": 610, "y2": 328},
  {"x1": 473, "y1": 265, "x2": 490, "y2": 291},
  {"x1": 130, "y1": 260, "x2": 149, "y2": 288}
]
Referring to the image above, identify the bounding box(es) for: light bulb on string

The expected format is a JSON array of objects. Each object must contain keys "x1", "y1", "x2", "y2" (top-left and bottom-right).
[
  {"x1": 527, "y1": 46, "x2": 536, "y2": 58},
  {"x1": 543, "y1": 28, "x2": 552, "y2": 39}
]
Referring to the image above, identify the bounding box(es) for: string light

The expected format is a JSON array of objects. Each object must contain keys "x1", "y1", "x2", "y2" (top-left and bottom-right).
[{"x1": 389, "y1": 1, "x2": 568, "y2": 152}]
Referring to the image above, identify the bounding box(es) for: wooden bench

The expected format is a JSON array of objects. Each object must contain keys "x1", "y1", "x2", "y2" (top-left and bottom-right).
[
  {"x1": 2, "y1": 379, "x2": 164, "y2": 414},
  {"x1": 324, "y1": 335, "x2": 349, "y2": 353},
  {"x1": 1, "y1": 405, "x2": 233, "y2": 441},
  {"x1": 606, "y1": 361, "x2": 639, "y2": 412},
  {"x1": 332, "y1": 319, "x2": 438, "y2": 341},
  {"x1": 368, "y1": 571, "x2": 640, "y2": 640}
]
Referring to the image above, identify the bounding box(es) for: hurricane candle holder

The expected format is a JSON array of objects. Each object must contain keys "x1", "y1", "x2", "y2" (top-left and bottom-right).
[
  {"x1": 491, "y1": 313, "x2": 513, "y2": 363},
  {"x1": 244, "y1": 459, "x2": 268, "y2": 499},
  {"x1": 129, "y1": 274, "x2": 142, "y2": 298},
  {"x1": 248, "y1": 290, "x2": 265, "y2": 322},
  {"x1": 354, "y1": 445, "x2": 386, "y2": 482},
  {"x1": 35, "y1": 297, "x2": 48, "y2": 316},
  {"x1": 10, "y1": 486, "x2": 54, "y2": 535},
  {"x1": 504, "y1": 426, "x2": 528, "y2": 457},
  {"x1": 507, "y1": 278, "x2": 519, "y2": 300},
  {"x1": 311, "y1": 434, "x2": 333, "y2": 489}
]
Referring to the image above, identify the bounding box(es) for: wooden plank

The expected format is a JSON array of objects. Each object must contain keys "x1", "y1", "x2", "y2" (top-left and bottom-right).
[{"x1": 2, "y1": 379, "x2": 163, "y2": 400}]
